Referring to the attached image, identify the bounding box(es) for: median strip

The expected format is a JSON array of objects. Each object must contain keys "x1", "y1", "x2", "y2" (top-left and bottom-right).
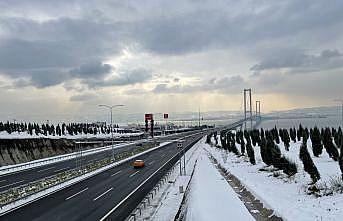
[{"x1": 0, "y1": 141, "x2": 171, "y2": 216}]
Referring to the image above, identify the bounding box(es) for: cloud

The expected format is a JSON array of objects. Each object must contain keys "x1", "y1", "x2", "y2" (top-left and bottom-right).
[
  {"x1": 153, "y1": 75, "x2": 246, "y2": 94},
  {"x1": 250, "y1": 49, "x2": 343, "y2": 74},
  {"x1": 83, "y1": 68, "x2": 153, "y2": 88},
  {"x1": 69, "y1": 61, "x2": 113, "y2": 79},
  {"x1": 70, "y1": 92, "x2": 98, "y2": 102}
]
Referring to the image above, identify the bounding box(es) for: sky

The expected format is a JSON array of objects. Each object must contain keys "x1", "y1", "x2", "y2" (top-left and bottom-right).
[{"x1": 0, "y1": 0, "x2": 343, "y2": 122}]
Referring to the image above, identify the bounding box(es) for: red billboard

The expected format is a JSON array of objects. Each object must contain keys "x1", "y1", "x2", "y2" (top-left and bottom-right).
[{"x1": 145, "y1": 113, "x2": 153, "y2": 121}]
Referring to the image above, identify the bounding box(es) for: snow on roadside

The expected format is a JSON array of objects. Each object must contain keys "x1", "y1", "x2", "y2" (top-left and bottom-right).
[
  {"x1": 0, "y1": 131, "x2": 143, "y2": 139},
  {"x1": 137, "y1": 137, "x2": 204, "y2": 221},
  {"x1": 206, "y1": 136, "x2": 343, "y2": 221},
  {"x1": 185, "y1": 147, "x2": 254, "y2": 221}
]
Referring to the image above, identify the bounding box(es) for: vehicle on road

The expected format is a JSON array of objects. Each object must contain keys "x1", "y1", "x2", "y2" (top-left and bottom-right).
[{"x1": 133, "y1": 160, "x2": 145, "y2": 168}]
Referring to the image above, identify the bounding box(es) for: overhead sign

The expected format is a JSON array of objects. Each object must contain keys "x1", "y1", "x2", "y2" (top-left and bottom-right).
[
  {"x1": 145, "y1": 113, "x2": 153, "y2": 121},
  {"x1": 163, "y1": 113, "x2": 169, "y2": 119}
]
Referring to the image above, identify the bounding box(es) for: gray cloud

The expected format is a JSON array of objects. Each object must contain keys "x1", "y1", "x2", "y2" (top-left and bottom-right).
[
  {"x1": 69, "y1": 61, "x2": 113, "y2": 79},
  {"x1": 153, "y1": 75, "x2": 246, "y2": 94},
  {"x1": 83, "y1": 68, "x2": 153, "y2": 88},
  {"x1": 251, "y1": 49, "x2": 343, "y2": 73},
  {"x1": 0, "y1": 0, "x2": 343, "y2": 108},
  {"x1": 70, "y1": 92, "x2": 99, "y2": 102}
]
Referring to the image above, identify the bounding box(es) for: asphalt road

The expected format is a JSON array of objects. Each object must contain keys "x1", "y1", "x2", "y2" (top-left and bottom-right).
[
  {"x1": 0, "y1": 130, "x2": 202, "y2": 192},
  {"x1": 0, "y1": 133, "x2": 203, "y2": 221}
]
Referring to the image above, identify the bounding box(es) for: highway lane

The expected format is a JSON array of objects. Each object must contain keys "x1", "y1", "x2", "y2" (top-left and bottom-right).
[
  {"x1": 0, "y1": 130, "x2": 202, "y2": 192},
  {"x1": 0, "y1": 133, "x2": 203, "y2": 221}
]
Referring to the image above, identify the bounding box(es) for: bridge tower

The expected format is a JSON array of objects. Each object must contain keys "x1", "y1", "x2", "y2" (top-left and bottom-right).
[{"x1": 243, "y1": 89, "x2": 253, "y2": 130}]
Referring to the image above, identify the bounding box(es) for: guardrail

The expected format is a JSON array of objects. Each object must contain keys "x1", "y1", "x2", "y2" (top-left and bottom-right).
[
  {"x1": 99, "y1": 134, "x2": 204, "y2": 221},
  {"x1": 0, "y1": 140, "x2": 143, "y2": 176},
  {"x1": 0, "y1": 141, "x2": 161, "y2": 210},
  {"x1": 0, "y1": 129, "x2": 206, "y2": 176}
]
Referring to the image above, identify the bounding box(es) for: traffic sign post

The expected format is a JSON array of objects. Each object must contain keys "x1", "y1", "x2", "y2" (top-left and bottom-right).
[{"x1": 177, "y1": 140, "x2": 186, "y2": 176}]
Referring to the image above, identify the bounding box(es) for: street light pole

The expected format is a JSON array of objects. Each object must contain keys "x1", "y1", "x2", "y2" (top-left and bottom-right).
[{"x1": 98, "y1": 104, "x2": 124, "y2": 161}]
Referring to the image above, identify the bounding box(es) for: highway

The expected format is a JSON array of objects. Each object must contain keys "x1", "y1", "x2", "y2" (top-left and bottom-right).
[
  {"x1": 0, "y1": 133, "x2": 203, "y2": 221},
  {"x1": 0, "y1": 130, "x2": 202, "y2": 192}
]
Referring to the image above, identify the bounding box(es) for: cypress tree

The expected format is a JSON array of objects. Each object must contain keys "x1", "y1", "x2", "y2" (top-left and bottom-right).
[
  {"x1": 300, "y1": 143, "x2": 321, "y2": 184},
  {"x1": 240, "y1": 132, "x2": 246, "y2": 155},
  {"x1": 260, "y1": 137, "x2": 269, "y2": 166},
  {"x1": 311, "y1": 127, "x2": 323, "y2": 157},
  {"x1": 246, "y1": 139, "x2": 256, "y2": 165}
]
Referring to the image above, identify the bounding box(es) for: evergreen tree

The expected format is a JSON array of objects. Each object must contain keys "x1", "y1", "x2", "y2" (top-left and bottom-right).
[
  {"x1": 246, "y1": 139, "x2": 256, "y2": 164},
  {"x1": 240, "y1": 132, "x2": 246, "y2": 155},
  {"x1": 311, "y1": 127, "x2": 323, "y2": 157},
  {"x1": 300, "y1": 143, "x2": 320, "y2": 184}
]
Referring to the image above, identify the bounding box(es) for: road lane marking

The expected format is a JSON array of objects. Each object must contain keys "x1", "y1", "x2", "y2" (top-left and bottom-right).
[
  {"x1": 93, "y1": 187, "x2": 113, "y2": 201},
  {"x1": 37, "y1": 166, "x2": 55, "y2": 173},
  {"x1": 111, "y1": 170, "x2": 122, "y2": 177},
  {"x1": 99, "y1": 150, "x2": 182, "y2": 221},
  {"x1": 65, "y1": 187, "x2": 88, "y2": 201},
  {"x1": 148, "y1": 161, "x2": 155, "y2": 165},
  {"x1": 0, "y1": 180, "x2": 6, "y2": 183},
  {"x1": 129, "y1": 171, "x2": 140, "y2": 178},
  {"x1": 0, "y1": 180, "x2": 25, "y2": 189},
  {"x1": 54, "y1": 167, "x2": 70, "y2": 173}
]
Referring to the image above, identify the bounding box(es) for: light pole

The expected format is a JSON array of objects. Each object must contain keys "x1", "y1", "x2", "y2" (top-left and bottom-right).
[
  {"x1": 333, "y1": 99, "x2": 343, "y2": 130},
  {"x1": 98, "y1": 104, "x2": 124, "y2": 161}
]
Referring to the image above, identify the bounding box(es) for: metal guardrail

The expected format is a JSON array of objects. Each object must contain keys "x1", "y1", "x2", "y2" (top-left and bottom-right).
[
  {"x1": 0, "y1": 141, "x2": 140, "y2": 175},
  {"x1": 0, "y1": 141, "x2": 160, "y2": 208},
  {"x1": 100, "y1": 134, "x2": 203, "y2": 221}
]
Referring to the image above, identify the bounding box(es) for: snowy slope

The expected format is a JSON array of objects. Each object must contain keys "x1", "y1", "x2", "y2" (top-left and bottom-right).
[
  {"x1": 185, "y1": 148, "x2": 254, "y2": 221},
  {"x1": 207, "y1": 136, "x2": 343, "y2": 221}
]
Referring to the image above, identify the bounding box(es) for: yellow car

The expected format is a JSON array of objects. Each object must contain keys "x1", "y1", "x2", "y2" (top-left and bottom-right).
[{"x1": 133, "y1": 160, "x2": 145, "y2": 168}]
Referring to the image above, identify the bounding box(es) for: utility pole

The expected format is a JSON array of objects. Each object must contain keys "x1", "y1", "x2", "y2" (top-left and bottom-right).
[
  {"x1": 98, "y1": 104, "x2": 124, "y2": 161},
  {"x1": 198, "y1": 107, "x2": 201, "y2": 128},
  {"x1": 177, "y1": 140, "x2": 186, "y2": 175}
]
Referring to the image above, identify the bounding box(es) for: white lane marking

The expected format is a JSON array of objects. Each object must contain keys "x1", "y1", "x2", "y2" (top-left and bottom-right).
[
  {"x1": 148, "y1": 161, "x2": 155, "y2": 165},
  {"x1": 161, "y1": 154, "x2": 165, "y2": 157},
  {"x1": 0, "y1": 180, "x2": 25, "y2": 189},
  {"x1": 65, "y1": 187, "x2": 88, "y2": 201},
  {"x1": 37, "y1": 166, "x2": 55, "y2": 173},
  {"x1": 93, "y1": 187, "x2": 113, "y2": 201},
  {"x1": 54, "y1": 167, "x2": 70, "y2": 173},
  {"x1": 129, "y1": 171, "x2": 140, "y2": 178},
  {"x1": 0, "y1": 180, "x2": 6, "y2": 183},
  {"x1": 99, "y1": 150, "x2": 181, "y2": 221},
  {"x1": 111, "y1": 170, "x2": 122, "y2": 177}
]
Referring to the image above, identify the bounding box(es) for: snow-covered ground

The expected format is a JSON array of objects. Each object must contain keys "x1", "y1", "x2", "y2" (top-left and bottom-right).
[
  {"x1": 0, "y1": 131, "x2": 144, "y2": 139},
  {"x1": 185, "y1": 148, "x2": 254, "y2": 221},
  {"x1": 206, "y1": 135, "x2": 343, "y2": 221},
  {"x1": 140, "y1": 138, "x2": 254, "y2": 221}
]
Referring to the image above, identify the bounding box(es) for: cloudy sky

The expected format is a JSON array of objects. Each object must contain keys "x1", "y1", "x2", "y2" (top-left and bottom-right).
[{"x1": 0, "y1": 0, "x2": 343, "y2": 121}]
